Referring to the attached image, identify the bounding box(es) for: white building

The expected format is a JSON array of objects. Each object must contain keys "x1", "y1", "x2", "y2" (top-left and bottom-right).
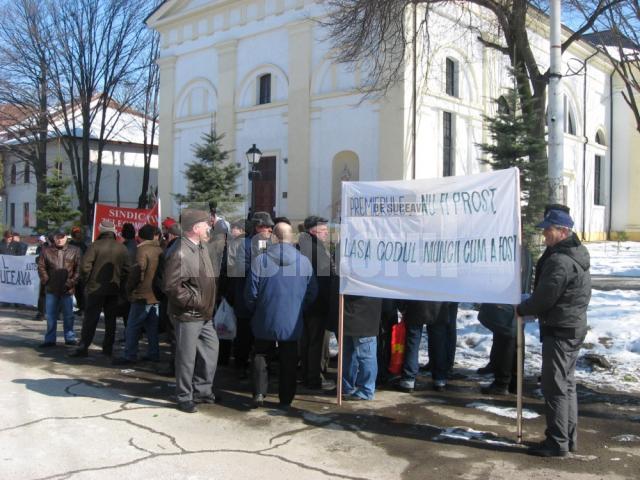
[
  {"x1": 147, "y1": 0, "x2": 640, "y2": 240},
  {"x1": 1, "y1": 103, "x2": 159, "y2": 235}
]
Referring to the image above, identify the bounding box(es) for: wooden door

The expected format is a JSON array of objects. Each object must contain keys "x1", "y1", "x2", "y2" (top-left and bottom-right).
[{"x1": 253, "y1": 156, "x2": 276, "y2": 218}]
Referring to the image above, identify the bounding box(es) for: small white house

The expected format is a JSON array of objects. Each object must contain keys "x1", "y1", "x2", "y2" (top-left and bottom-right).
[
  {"x1": 147, "y1": 0, "x2": 640, "y2": 240},
  {"x1": 1, "y1": 102, "x2": 159, "y2": 235}
]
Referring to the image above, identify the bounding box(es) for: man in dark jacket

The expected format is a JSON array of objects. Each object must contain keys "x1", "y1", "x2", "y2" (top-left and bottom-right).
[
  {"x1": 0, "y1": 230, "x2": 12, "y2": 254},
  {"x1": 298, "y1": 216, "x2": 335, "y2": 390},
  {"x1": 8, "y1": 233, "x2": 28, "y2": 255},
  {"x1": 163, "y1": 209, "x2": 218, "y2": 413},
  {"x1": 114, "y1": 224, "x2": 163, "y2": 365},
  {"x1": 69, "y1": 226, "x2": 88, "y2": 314},
  {"x1": 517, "y1": 207, "x2": 591, "y2": 457},
  {"x1": 245, "y1": 222, "x2": 317, "y2": 409},
  {"x1": 70, "y1": 220, "x2": 130, "y2": 358},
  {"x1": 37, "y1": 229, "x2": 82, "y2": 347}
]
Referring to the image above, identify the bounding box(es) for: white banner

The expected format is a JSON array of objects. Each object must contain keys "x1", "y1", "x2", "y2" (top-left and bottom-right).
[
  {"x1": 339, "y1": 168, "x2": 521, "y2": 304},
  {"x1": 0, "y1": 255, "x2": 40, "y2": 307}
]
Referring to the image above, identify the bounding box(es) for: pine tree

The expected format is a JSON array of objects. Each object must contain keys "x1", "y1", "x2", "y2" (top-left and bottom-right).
[
  {"x1": 174, "y1": 131, "x2": 243, "y2": 213},
  {"x1": 36, "y1": 168, "x2": 80, "y2": 233},
  {"x1": 479, "y1": 88, "x2": 548, "y2": 247}
]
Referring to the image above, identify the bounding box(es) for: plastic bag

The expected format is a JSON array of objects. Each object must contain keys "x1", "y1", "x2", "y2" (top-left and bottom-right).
[{"x1": 213, "y1": 298, "x2": 237, "y2": 340}]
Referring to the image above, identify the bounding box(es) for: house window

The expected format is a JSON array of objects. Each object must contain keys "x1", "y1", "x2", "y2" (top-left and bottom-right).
[
  {"x1": 24, "y1": 163, "x2": 30, "y2": 184},
  {"x1": 443, "y1": 111, "x2": 455, "y2": 177},
  {"x1": 23, "y1": 203, "x2": 30, "y2": 228},
  {"x1": 258, "y1": 74, "x2": 271, "y2": 105},
  {"x1": 594, "y1": 155, "x2": 603, "y2": 205},
  {"x1": 55, "y1": 161, "x2": 63, "y2": 176},
  {"x1": 10, "y1": 203, "x2": 15, "y2": 228},
  {"x1": 445, "y1": 57, "x2": 458, "y2": 97},
  {"x1": 10, "y1": 164, "x2": 17, "y2": 185},
  {"x1": 564, "y1": 96, "x2": 576, "y2": 135}
]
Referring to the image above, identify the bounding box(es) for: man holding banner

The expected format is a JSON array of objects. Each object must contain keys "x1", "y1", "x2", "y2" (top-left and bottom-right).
[{"x1": 517, "y1": 207, "x2": 591, "y2": 458}]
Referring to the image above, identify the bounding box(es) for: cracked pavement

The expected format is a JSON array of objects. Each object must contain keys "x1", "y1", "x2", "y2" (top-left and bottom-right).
[{"x1": 1, "y1": 306, "x2": 639, "y2": 479}]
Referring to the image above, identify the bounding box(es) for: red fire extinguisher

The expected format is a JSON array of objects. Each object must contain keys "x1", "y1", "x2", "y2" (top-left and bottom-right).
[{"x1": 388, "y1": 315, "x2": 406, "y2": 375}]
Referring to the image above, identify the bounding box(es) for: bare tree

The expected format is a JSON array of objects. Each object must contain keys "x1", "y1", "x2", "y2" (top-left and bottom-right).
[
  {"x1": 578, "y1": 2, "x2": 640, "y2": 132},
  {"x1": 136, "y1": 27, "x2": 160, "y2": 209},
  {"x1": 0, "y1": 0, "x2": 52, "y2": 231},
  {"x1": 45, "y1": 0, "x2": 149, "y2": 226},
  {"x1": 324, "y1": 0, "x2": 624, "y2": 199}
]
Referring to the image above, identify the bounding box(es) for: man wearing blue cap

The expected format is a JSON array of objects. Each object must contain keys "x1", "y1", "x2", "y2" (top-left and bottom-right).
[{"x1": 517, "y1": 205, "x2": 591, "y2": 457}]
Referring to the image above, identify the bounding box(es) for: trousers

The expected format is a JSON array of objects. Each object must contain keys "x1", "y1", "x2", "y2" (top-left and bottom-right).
[{"x1": 175, "y1": 319, "x2": 219, "y2": 403}]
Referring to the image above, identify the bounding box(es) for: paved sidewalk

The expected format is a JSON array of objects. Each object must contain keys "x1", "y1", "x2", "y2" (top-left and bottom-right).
[{"x1": 1, "y1": 306, "x2": 639, "y2": 480}]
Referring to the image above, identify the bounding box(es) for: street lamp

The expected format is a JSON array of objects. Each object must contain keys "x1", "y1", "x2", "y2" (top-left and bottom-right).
[{"x1": 245, "y1": 143, "x2": 262, "y2": 216}]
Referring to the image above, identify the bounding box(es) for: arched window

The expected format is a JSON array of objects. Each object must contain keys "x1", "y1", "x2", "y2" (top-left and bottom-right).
[
  {"x1": 10, "y1": 164, "x2": 17, "y2": 184},
  {"x1": 258, "y1": 73, "x2": 271, "y2": 105},
  {"x1": 564, "y1": 96, "x2": 577, "y2": 135},
  {"x1": 445, "y1": 57, "x2": 459, "y2": 97}
]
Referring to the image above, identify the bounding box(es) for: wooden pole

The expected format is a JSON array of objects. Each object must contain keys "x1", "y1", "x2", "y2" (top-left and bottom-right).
[
  {"x1": 337, "y1": 293, "x2": 344, "y2": 406},
  {"x1": 516, "y1": 311, "x2": 524, "y2": 443}
]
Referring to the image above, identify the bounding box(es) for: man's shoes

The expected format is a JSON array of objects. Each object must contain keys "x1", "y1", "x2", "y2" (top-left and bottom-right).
[
  {"x1": 64, "y1": 339, "x2": 78, "y2": 346},
  {"x1": 177, "y1": 401, "x2": 198, "y2": 413},
  {"x1": 306, "y1": 379, "x2": 336, "y2": 392},
  {"x1": 252, "y1": 394, "x2": 265, "y2": 408},
  {"x1": 343, "y1": 394, "x2": 367, "y2": 401},
  {"x1": 476, "y1": 364, "x2": 494, "y2": 375},
  {"x1": 38, "y1": 342, "x2": 56, "y2": 348},
  {"x1": 528, "y1": 440, "x2": 568, "y2": 458},
  {"x1": 69, "y1": 348, "x2": 88, "y2": 358},
  {"x1": 194, "y1": 394, "x2": 217, "y2": 404},
  {"x1": 433, "y1": 380, "x2": 446, "y2": 392},
  {"x1": 481, "y1": 382, "x2": 510, "y2": 396},
  {"x1": 102, "y1": 347, "x2": 112, "y2": 356},
  {"x1": 419, "y1": 362, "x2": 431, "y2": 372},
  {"x1": 112, "y1": 357, "x2": 136, "y2": 366},
  {"x1": 276, "y1": 402, "x2": 291, "y2": 411},
  {"x1": 393, "y1": 378, "x2": 415, "y2": 393}
]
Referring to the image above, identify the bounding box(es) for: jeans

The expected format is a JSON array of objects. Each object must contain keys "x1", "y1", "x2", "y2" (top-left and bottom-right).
[
  {"x1": 45, "y1": 294, "x2": 76, "y2": 343},
  {"x1": 402, "y1": 323, "x2": 424, "y2": 382},
  {"x1": 342, "y1": 336, "x2": 378, "y2": 400},
  {"x1": 124, "y1": 302, "x2": 159, "y2": 361}
]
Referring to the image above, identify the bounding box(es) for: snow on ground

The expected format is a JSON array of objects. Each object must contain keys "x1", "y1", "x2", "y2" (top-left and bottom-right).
[
  {"x1": 450, "y1": 241, "x2": 640, "y2": 394},
  {"x1": 586, "y1": 241, "x2": 640, "y2": 276},
  {"x1": 466, "y1": 402, "x2": 540, "y2": 419}
]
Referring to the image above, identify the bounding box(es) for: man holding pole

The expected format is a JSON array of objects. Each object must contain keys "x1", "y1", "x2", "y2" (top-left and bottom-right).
[{"x1": 517, "y1": 206, "x2": 591, "y2": 457}]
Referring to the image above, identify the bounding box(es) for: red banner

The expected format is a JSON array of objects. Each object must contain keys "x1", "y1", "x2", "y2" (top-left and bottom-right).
[{"x1": 92, "y1": 202, "x2": 161, "y2": 241}]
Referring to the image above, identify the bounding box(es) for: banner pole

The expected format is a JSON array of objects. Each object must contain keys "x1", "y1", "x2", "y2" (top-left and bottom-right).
[
  {"x1": 337, "y1": 293, "x2": 344, "y2": 406},
  {"x1": 91, "y1": 203, "x2": 98, "y2": 242},
  {"x1": 516, "y1": 311, "x2": 524, "y2": 444}
]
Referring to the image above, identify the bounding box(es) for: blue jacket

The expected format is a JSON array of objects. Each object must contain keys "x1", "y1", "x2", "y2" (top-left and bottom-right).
[{"x1": 245, "y1": 242, "x2": 317, "y2": 341}]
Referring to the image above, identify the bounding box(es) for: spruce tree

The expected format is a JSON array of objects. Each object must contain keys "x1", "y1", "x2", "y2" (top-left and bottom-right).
[
  {"x1": 36, "y1": 168, "x2": 80, "y2": 233},
  {"x1": 479, "y1": 88, "x2": 548, "y2": 247},
  {"x1": 174, "y1": 130, "x2": 243, "y2": 213}
]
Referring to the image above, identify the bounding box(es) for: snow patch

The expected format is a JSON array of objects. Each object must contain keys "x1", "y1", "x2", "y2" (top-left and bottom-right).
[
  {"x1": 433, "y1": 426, "x2": 515, "y2": 447},
  {"x1": 467, "y1": 402, "x2": 540, "y2": 419}
]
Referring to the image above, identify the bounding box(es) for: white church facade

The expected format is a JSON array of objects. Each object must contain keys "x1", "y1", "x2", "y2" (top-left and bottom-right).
[{"x1": 147, "y1": 0, "x2": 640, "y2": 240}]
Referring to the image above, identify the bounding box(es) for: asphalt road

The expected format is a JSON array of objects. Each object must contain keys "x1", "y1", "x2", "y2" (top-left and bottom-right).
[{"x1": 1, "y1": 306, "x2": 639, "y2": 480}]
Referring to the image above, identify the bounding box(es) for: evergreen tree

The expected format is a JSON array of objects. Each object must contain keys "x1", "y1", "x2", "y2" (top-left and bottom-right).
[
  {"x1": 479, "y1": 88, "x2": 548, "y2": 247},
  {"x1": 174, "y1": 131, "x2": 243, "y2": 213},
  {"x1": 36, "y1": 168, "x2": 80, "y2": 233}
]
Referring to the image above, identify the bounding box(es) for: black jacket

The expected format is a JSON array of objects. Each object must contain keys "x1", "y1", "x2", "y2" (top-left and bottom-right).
[
  {"x1": 81, "y1": 233, "x2": 130, "y2": 296},
  {"x1": 400, "y1": 300, "x2": 445, "y2": 327},
  {"x1": 297, "y1": 232, "x2": 335, "y2": 316},
  {"x1": 518, "y1": 233, "x2": 591, "y2": 339},
  {"x1": 343, "y1": 295, "x2": 382, "y2": 337}
]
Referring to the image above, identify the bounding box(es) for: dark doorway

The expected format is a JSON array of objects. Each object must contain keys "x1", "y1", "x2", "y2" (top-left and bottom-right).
[{"x1": 253, "y1": 156, "x2": 276, "y2": 218}]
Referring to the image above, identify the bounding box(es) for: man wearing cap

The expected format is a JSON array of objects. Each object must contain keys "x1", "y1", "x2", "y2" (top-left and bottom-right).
[
  {"x1": 298, "y1": 215, "x2": 336, "y2": 391},
  {"x1": 163, "y1": 209, "x2": 218, "y2": 413},
  {"x1": 517, "y1": 206, "x2": 591, "y2": 457},
  {"x1": 37, "y1": 229, "x2": 82, "y2": 347},
  {"x1": 70, "y1": 220, "x2": 130, "y2": 357}
]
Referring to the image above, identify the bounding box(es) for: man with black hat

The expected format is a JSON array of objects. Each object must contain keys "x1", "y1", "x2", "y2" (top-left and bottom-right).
[
  {"x1": 298, "y1": 215, "x2": 335, "y2": 390},
  {"x1": 37, "y1": 229, "x2": 82, "y2": 347},
  {"x1": 517, "y1": 206, "x2": 591, "y2": 457},
  {"x1": 70, "y1": 220, "x2": 130, "y2": 357},
  {"x1": 163, "y1": 208, "x2": 218, "y2": 413}
]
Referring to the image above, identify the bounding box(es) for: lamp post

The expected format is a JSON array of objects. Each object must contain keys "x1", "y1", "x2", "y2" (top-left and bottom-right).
[{"x1": 245, "y1": 143, "x2": 262, "y2": 216}]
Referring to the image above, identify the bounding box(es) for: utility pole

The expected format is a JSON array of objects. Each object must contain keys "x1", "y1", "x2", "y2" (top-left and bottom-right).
[{"x1": 548, "y1": 0, "x2": 564, "y2": 204}]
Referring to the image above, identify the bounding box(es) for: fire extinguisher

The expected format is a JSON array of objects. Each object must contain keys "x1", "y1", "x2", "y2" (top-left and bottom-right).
[{"x1": 388, "y1": 315, "x2": 406, "y2": 375}]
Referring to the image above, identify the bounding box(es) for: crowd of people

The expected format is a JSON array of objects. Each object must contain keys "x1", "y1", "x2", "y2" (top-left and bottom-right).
[{"x1": 9, "y1": 203, "x2": 591, "y2": 458}]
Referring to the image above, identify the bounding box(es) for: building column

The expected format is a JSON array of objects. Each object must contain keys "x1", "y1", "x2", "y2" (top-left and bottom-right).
[
  {"x1": 157, "y1": 55, "x2": 177, "y2": 217},
  {"x1": 287, "y1": 21, "x2": 312, "y2": 221}
]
